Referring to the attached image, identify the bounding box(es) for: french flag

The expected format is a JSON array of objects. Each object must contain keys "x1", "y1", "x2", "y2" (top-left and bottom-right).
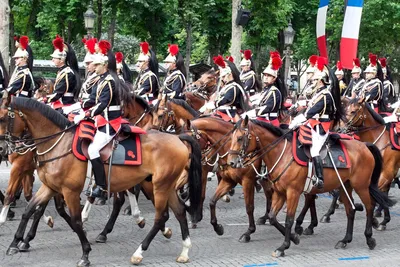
[
  {"x1": 316, "y1": 0, "x2": 329, "y2": 59},
  {"x1": 340, "y1": 0, "x2": 364, "y2": 69}
]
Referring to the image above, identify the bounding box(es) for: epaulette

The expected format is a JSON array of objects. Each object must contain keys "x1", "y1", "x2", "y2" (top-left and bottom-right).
[
  {"x1": 240, "y1": 70, "x2": 255, "y2": 80},
  {"x1": 105, "y1": 74, "x2": 114, "y2": 81},
  {"x1": 59, "y1": 66, "x2": 73, "y2": 75},
  {"x1": 22, "y1": 68, "x2": 30, "y2": 75}
]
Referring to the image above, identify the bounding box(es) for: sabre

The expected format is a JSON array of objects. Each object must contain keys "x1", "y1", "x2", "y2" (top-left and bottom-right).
[
  {"x1": 106, "y1": 139, "x2": 117, "y2": 217},
  {"x1": 327, "y1": 146, "x2": 355, "y2": 210}
]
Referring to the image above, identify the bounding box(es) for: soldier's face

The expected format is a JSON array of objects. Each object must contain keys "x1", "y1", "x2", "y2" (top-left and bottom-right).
[
  {"x1": 52, "y1": 57, "x2": 64, "y2": 68},
  {"x1": 263, "y1": 73, "x2": 276, "y2": 85},
  {"x1": 352, "y1": 72, "x2": 360, "y2": 79},
  {"x1": 365, "y1": 72, "x2": 375, "y2": 80},
  {"x1": 307, "y1": 72, "x2": 314, "y2": 80},
  {"x1": 336, "y1": 74, "x2": 343, "y2": 80},
  {"x1": 95, "y1": 63, "x2": 106, "y2": 75},
  {"x1": 136, "y1": 60, "x2": 148, "y2": 72},
  {"x1": 14, "y1": 57, "x2": 26, "y2": 67},
  {"x1": 241, "y1": 64, "x2": 250, "y2": 72},
  {"x1": 166, "y1": 62, "x2": 176, "y2": 71},
  {"x1": 86, "y1": 62, "x2": 96, "y2": 73}
]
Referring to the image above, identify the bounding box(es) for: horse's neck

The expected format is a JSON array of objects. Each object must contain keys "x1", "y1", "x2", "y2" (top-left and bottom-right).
[
  {"x1": 357, "y1": 108, "x2": 387, "y2": 143},
  {"x1": 173, "y1": 105, "x2": 195, "y2": 121},
  {"x1": 194, "y1": 120, "x2": 233, "y2": 154}
]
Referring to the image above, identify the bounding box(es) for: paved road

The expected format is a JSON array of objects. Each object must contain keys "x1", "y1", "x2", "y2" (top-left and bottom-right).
[{"x1": 1, "y1": 165, "x2": 400, "y2": 267}]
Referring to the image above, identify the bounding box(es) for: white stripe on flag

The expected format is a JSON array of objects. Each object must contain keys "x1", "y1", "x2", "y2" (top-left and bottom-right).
[
  {"x1": 341, "y1": 6, "x2": 363, "y2": 39},
  {"x1": 316, "y1": 6, "x2": 328, "y2": 37}
]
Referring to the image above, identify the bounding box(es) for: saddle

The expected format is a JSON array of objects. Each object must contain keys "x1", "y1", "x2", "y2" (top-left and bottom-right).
[
  {"x1": 389, "y1": 122, "x2": 400, "y2": 151},
  {"x1": 213, "y1": 110, "x2": 240, "y2": 123},
  {"x1": 293, "y1": 126, "x2": 352, "y2": 169},
  {"x1": 72, "y1": 119, "x2": 146, "y2": 166}
]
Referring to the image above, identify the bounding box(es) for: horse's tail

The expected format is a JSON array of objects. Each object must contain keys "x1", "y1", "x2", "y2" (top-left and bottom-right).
[
  {"x1": 366, "y1": 143, "x2": 395, "y2": 208},
  {"x1": 178, "y1": 134, "x2": 203, "y2": 221}
]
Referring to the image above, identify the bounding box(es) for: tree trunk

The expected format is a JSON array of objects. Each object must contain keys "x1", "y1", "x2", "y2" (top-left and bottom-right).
[
  {"x1": 255, "y1": 42, "x2": 261, "y2": 73},
  {"x1": 0, "y1": 0, "x2": 10, "y2": 71},
  {"x1": 107, "y1": 4, "x2": 117, "y2": 47},
  {"x1": 230, "y1": 0, "x2": 243, "y2": 68},
  {"x1": 67, "y1": 21, "x2": 72, "y2": 43},
  {"x1": 96, "y1": 0, "x2": 103, "y2": 40},
  {"x1": 185, "y1": 22, "x2": 192, "y2": 82}
]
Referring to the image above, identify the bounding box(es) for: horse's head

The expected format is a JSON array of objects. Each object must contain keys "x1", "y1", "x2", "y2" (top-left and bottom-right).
[
  {"x1": 0, "y1": 92, "x2": 26, "y2": 157},
  {"x1": 34, "y1": 78, "x2": 54, "y2": 100},
  {"x1": 187, "y1": 69, "x2": 218, "y2": 95},
  {"x1": 228, "y1": 116, "x2": 257, "y2": 168},
  {"x1": 345, "y1": 97, "x2": 366, "y2": 128},
  {"x1": 152, "y1": 96, "x2": 175, "y2": 131}
]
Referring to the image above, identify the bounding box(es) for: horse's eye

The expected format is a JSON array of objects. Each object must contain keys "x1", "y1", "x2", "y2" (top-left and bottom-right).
[{"x1": 238, "y1": 136, "x2": 243, "y2": 141}]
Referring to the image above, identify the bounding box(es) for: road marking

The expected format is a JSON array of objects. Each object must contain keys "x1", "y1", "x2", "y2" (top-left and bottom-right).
[
  {"x1": 338, "y1": 256, "x2": 369, "y2": 261},
  {"x1": 244, "y1": 262, "x2": 278, "y2": 267},
  {"x1": 227, "y1": 220, "x2": 310, "y2": 226}
]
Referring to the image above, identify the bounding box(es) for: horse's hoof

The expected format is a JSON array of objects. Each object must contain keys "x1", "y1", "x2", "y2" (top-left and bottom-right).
[
  {"x1": 291, "y1": 234, "x2": 300, "y2": 245},
  {"x1": 221, "y1": 196, "x2": 230, "y2": 203},
  {"x1": 215, "y1": 224, "x2": 224, "y2": 236},
  {"x1": 372, "y1": 218, "x2": 379, "y2": 229},
  {"x1": 239, "y1": 234, "x2": 250, "y2": 243},
  {"x1": 163, "y1": 228, "x2": 172, "y2": 239},
  {"x1": 176, "y1": 255, "x2": 190, "y2": 263},
  {"x1": 47, "y1": 216, "x2": 54, "y2": 229},
  {"x1": 191, "y1": 222, "x2": 197, "y2": 229},
  {"x1": 294, "y1": 226, "x2": 303, "y2": 235},
  {"x1": 377, "y1": 224, "x2": 386, "y2": 231},
  {"x1": 76, "y1": 258, "x2": 90, "y2": 267},
  {"x1": 374, "y1": 210, "x2": 382, "y2": 218},
  {"x1": 272, "y1": 249, "x2": 285, "y2": 258},
  {"x1": 95, "y1": 234, "x2": 107, "y2": 243},
  {"x1": 367, "y1": 238, "x2": 376, "y2": 250},
  {"x1": 6, "y1": 247, "x2": 19, "y2": 256},
  {"x1": 303, "y1": 228, "x2": 314, "y2": 236},
  {"x1": 228, "y1": 189, "x2": 235, "y2": 196},
  {"x1": 7, "y1": 210, "x2": 15, "y2": 220},
  {"x1": 256, "y1": 217, "x2": 268, "y2": 225},
  {"x1": 18, "y1": 242, "x2": 30, "y2": 252},
  {"x1": 123, "y1": 206, "x2": 132, "y2": 216},
  {"x1": 320, "y1": 215, "x2": 330, "y2": 223},
  {"x1": 354, "y1": 203, "x2": 364, "y2": 212},
  {"x1": 137, "y1": 219, "x2": 145, "y2": 229},
  {"x1": 130, "y1": 255, "x2": 143, "y2": 265},
  {"x1": 335, "y1": 241, "x2": 347, "y2": 249},
  {"x1": 10, "y1": 200, "x2": 16, "y2": 208},
  {"x1": 95, "y1": 199, "x2": 106, "y2": 206}
]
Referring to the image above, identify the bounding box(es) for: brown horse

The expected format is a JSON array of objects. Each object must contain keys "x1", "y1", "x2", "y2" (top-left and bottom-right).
[
  {"x1": 0, "y1": 94, "x2": 202, "y2": 266},
  {"x1": 344, "y1": 98, "x2": 400, "y2": 230},
  {"x1": 228, "y1": 117, "x2": 391, "y2": 257},
  {"x1": 184, "y1": 69, "x2": 218, "y2": 110}
]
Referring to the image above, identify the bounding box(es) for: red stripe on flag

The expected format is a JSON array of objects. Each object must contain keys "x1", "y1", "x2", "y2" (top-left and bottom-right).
[
  {"x1": 317, "y1": 35, "x2": 328, "y2": 59},
  {"x1": 340, "y1": 37, "x2": 359, "y2": 69}
]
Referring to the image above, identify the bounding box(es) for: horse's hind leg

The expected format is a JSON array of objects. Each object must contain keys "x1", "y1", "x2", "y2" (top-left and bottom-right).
[
  {"x1": 96, "y1": 192, "x2": 125, "y2": 243},
  {"x1": 54, "y1": 194, "x2": 73, "y2": 229},
  {"x1": 320, "y1": 189, "x2": 340, "y2": 223},
  {"x1": 6, "y1": 185, "x2": 55, "y2": 256},
  {"x1": 127, "y1": 188, "x2": 145, "y2": 228},
  {"x1": 0, "y1": 190, "x2": 4, "y2": 204},
  {"x1": 238, "y1": 175, "x2": 256, "y2": 243},
  {"x1": 18, "y1": 201, "x2": 49, "y2": 251},
  {"x1": 304, "y1": 194, "x2": 319, "y2": 235},
  {"x1": 376, "y1": 190, "x2": 390, "y2": 231},
  {"x1": 22, "y1": 172, "x2": 35, "y2": 202},
  {"x1": 334, "y1": 187, "x2": 356, "y2": 249},
  {"x1": 354, "y1": 186, "x2": 376, "y2": 250},
  {"x1": 256, "y1": 179, "x2": 272, "y2": 225},
  {"x1": 272, "y1": 189, "x2": 301, "y2": 258},
  {"x1": 294, "y1": 194, "x2": 312, "y2": 235}
]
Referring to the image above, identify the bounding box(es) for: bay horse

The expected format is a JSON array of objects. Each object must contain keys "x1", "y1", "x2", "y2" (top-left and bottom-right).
[
  {"x1": 343, "y1": 97, "x2": 400, "y2": 230},
  {"x1": 0, "y1": 93, "x2": 202, "y2": 266},
  {"x1": 228, "y1": 117, "x2": 392, "y2": 257},
  {"x1": 184, "y1": 69, "x2": 218, "y2": 110}
]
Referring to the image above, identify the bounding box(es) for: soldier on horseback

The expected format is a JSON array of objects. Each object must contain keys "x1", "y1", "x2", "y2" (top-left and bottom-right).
[
  {"x1": 134, "y1": 42, "x2": 159, "y2": 103},
  {"x1": 380, "y1": 57, "x2": 396, "y2": 106},
  {"x1": 162, "y1": 44, "x2": 186, "y2": 100},
  {"x1": 335, "y1": 61, "x2": 347, "y2": 95},
  {"x1": 115, "y1": 52, "x2": 133, "y2": 84},
  {"x1": 77, "y1": 40, "x2": 121, "y2": 198},
  {"x1": 5, "y1": 36, "x2": 35, "y2": 98},
  {"x1": 289, "y1": 57, "x2": 343, "y2": 189},
  {"x1": 301, "y1": 55, "x2": 318, "y2": 101},
  {"x1": 239, "y1": 49, "x2": 261, "y2": 97},
  {"x1": 360, "y1": 53, "x2": 384, "y2": 112},
  {"x1": 255, "y1": 51, "x2": 286, "y2": 127},
  {"x1": 81, "y1": 38, "x2": 99, "y2": 100},
  {"x1": 212, "y1": 55, "x2": 250, "y2": 122},
  {"x1": 46, "y1": 35, "x2": 81, "y2": 112},
  {"x1": 343, "y1": 58, "x2": 365, "y2": 97}
]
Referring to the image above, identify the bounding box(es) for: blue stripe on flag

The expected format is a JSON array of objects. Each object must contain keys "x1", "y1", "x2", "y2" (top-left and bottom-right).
[
  {"x1": 319, "y1": 0, "x2": 330, "y2": 7},
  {"x1": 347, "y1": 0, "x2": 363, "y2": 7}
]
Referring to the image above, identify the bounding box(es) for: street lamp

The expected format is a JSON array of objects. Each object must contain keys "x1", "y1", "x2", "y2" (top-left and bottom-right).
[
  {"x1": 283, "y1": 21, "x2": 295, "y2": 94},
  {"x1": 84, "y1": 2, "x2": 96, "y2": 39}
]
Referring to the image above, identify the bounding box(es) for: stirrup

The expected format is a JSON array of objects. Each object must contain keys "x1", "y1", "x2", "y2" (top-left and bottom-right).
[{"x1": 312, "y1": 176, "x2": 324, "y2": 189}]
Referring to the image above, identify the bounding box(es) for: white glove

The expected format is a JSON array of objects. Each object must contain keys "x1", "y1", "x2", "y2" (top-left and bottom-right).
[
  {"x1": 205, "y1": 101, "x2": 216, "y2": 110},
  {"x1": 298, "y1": 100, "x2": 307, "y2": 107},
  {"x1": 289, "y1": 113, "x2": 307, "y2": 129},
  {"x1": 241, "y1": 109, "x2": 257, "y2": 119},
  {"x1": 383, "y1": 114, "x2": 398, "y2": 124},
  {"x1": 73, "y1": 110, "x2": 86, "y2": 124}
]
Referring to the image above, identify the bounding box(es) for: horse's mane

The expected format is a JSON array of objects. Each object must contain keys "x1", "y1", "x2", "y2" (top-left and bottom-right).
[
  {"x1": 250, "y1": 119, "x2": 288, "y2": 138},
  {"x1": 131, "y1": 93, "x2": 151, "y2": 111},
  {"x1": 364, "y1": 102, "x2": 385, "y2": 125},
  {"x1": 170, "y1": 99, "x2": 199, "y2": 118},
  {"x1": 13, "y1": 98, "x2": 72, "y2": 129},
  {"x1": 204, "y1": 68, "x2": 216, "y2": 76}
]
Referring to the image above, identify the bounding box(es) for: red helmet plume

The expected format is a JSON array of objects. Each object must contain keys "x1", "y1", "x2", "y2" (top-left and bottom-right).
[
  {"x1": 213, "y1": 55, "x2": 226, "y2": 68},
  {"x1": 369, "y1": 53, "x2": 377, "y2": 66},
  {"x1": 353, "y1": 58, "x2": 361, "y2": 67},
  {"x1": 115, "y1": 52, "x2": 123, "y2": 63},
  {"x1": 19, "y1": 36, "x2": 29, "y2": 50},
  {"x1": 309, "y1": 55, "x2": 318, "y2": 67},
  {"x1": 380, "y1": 57, "x2": 387, "y2": 68},
  {"x1": 270, "y1": 51, "x2": 281, "y2": 59},
  {"x1": 243, "y1": 49, "x2": 252, "y2": 60},
  {"x1": 98, "y1": 40, "x2": 111, "y2": 55},
  {"x1": 53, "y1": 35, "x2": 64, "y2": 52},
  {"x1": 317, "y1": 57, "x2": 327, "y2": 71},
  {"x1": 271, "y1": 57, "x2": 283, "y2": 70},
  {"x1": 226, "y1": 56, "x2": 234, "y2": 63},
  {"x1": 140, "y1": 42, "x2": 149, "y2": 55},
  {"x1": 336, "y1": 61, "x2": 343, "y2": 71},
  {"x1": 85, "y1": 38, "x2": 97, "y2": 54},
  {"x1": 168, "y1": 44, "x2": 179, "y2": 56}
]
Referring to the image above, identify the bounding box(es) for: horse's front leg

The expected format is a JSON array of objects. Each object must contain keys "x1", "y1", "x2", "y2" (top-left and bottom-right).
[
  {"x1": 256, "y1": 178, "x2": 273, "y2": 225},
  {"x1": 127, "y1": 188, "x2": 146, "y2": 228},
  {"x1": 335, "y1": 187, "x2": 355, "y2": 249},
  {"x1": 238, "y1": 175, "x2": 256, "y2": 243},
  {"x1": 294, "y1": 194, "x2": 312, "y2": 235}
]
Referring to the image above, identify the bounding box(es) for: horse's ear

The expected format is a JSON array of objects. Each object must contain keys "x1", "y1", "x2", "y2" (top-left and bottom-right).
[
  {"x1": 215, "y1": 69, "x2": 220, "y2": 76},
  {"x1": 358, "y1": 96, "x2": 365, "y2": 104},
  {"x1": 242, "y1": 115, "x2": 249, "y2": 127}
]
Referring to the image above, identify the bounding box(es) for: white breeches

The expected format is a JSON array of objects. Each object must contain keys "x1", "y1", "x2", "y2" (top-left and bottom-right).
[
  {"x1": 309, "y1": 123, "x2": 329, "y2": 157},
  {"x1": 88, "y1": 130, "x2": 114, "y2": 159}
]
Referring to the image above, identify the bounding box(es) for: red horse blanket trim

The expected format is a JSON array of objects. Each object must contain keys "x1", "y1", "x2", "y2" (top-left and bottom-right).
[
  {"x1": 255, "y1": 117, "x2": 279, "y2": 127},
  {"x1": 121, "y1": 119, "x2": 147, "y2": 134},
  {"x1": 390, "y1": 123, "x2": 400, "y2": 151},
  {"x1": 72, "y1": 121, "x2": 96, "y2": 161},
  {"x1": 292, "y1": 131, "x2": 351, "y2": 169}
]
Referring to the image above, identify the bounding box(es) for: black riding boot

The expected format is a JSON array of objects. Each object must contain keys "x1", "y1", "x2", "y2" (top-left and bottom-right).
[
  {"x1": 90, "y1": 157, "x2": 108, "y2": 199},
  {"x1": 312, "y1": 156, "x2": 324, "y2": 189}
]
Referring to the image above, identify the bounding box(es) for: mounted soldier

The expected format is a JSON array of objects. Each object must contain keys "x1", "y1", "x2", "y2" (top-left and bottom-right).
[
  {"x1": 75, "y1": 40, "x2": 121, "y2": 198},
  {"x1": 380, "y1": 57, "x2": 396, "y2": 106},
  {"x1": 5, "y1": 36, "x2": 35, "y2": 98},
  {"x1": 289, "y1": 57, "x2": 344, "y2": 190},
  {"x1": 343, "y1": 58, "x2": 364, "y2": 98},
  {"x1": 335, "y1": 61, "x2": 347, "y2": 95},
  {"x1": 81, "y1": 38, "x2": 99, "y2": 100},
  {"x1": 211, "y1": 55, "x2": 250, "y2": 122},
  {"x1": 360, "y1": 53, "x2": 384, "y2": 112},
  {"x1": 133, "y1": 42, "x2": 159, "y2": 104},
  {"x1": 301, "y1": 55, "x2": 318, "y2": 102},
  {"x1": 115, "y1": 52, "x2": 133, "y2": 84},
  {"x1": 239, "y1": 49, "x2": 261, "y2": 98},
  {"x1": 253, "y1": 51, "x2": 286, "y2": 127},
  {"x1": 162, "y1": 44, "x2": 186, "y2": 100},
  {"x1": 46, "y1": 35, "x2": 81, "y2": 113}
]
